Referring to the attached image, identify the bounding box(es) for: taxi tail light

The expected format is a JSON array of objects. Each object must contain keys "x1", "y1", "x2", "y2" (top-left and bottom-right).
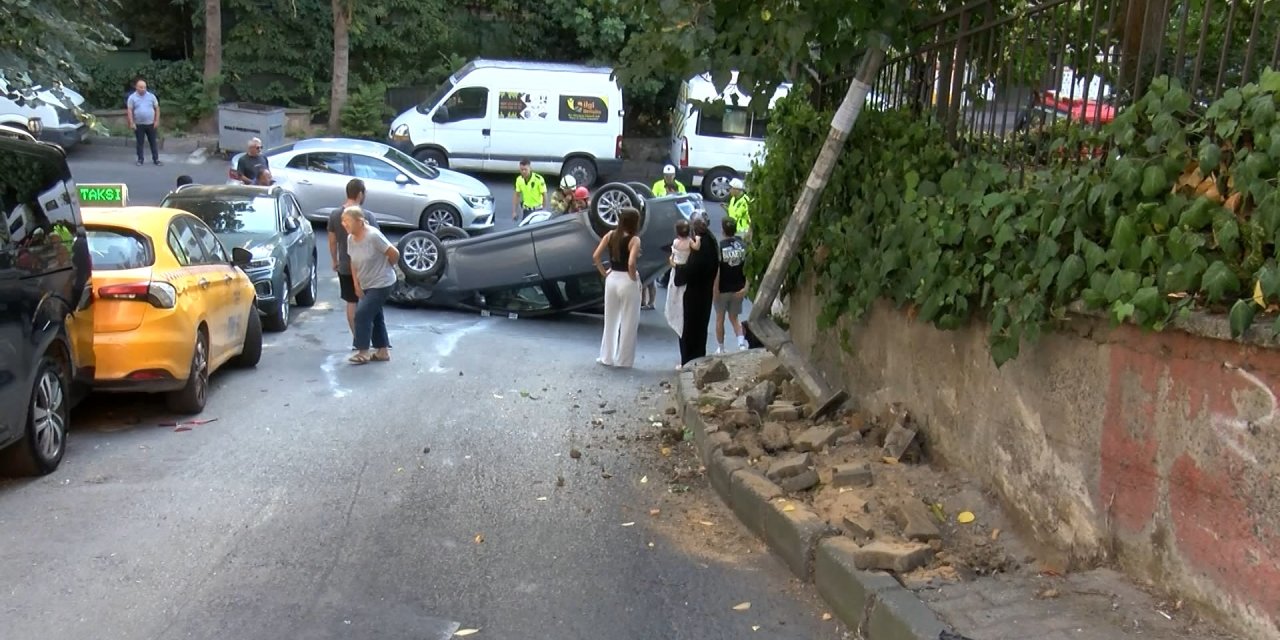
[{"x1": 98, "y1": 281, "x2": 177, "y2": 309}]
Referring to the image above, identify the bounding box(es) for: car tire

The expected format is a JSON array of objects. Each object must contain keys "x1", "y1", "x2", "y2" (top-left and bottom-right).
[
  {"x1": 701, "y1": 168, "x2": 735, "y2": 202},
  {"x1": 398, "y1": 230, "x2": 446, "y2": 280},
  {"x1": 433, "y1": 226, "x2": 469, "y2": 243},
  {"x1": 265, "y1": 273, "x2": 290, "y2": 332},
  {"x1": 562, "y1": 157, "x2": 598, "y2": 187},
  {"x1": 420, "y1": 205, "x2": 462, "y2": 234},
  {"x1": 232, "y1": 309, "x2": 263, "y2": 368},
  {"x1": 296, "y1": 257, "x2": 318, "y2": 307},
  {"x1": 589, "y1": 182, "x2": 645, "y2": 237},
  {"x1": 414, "y1": 148, "x2": 449, "y2": 170},
  {"x1": 628, "y1": 182, "x2": 654, "y2": 198},
  {"x1": 167, "y1": 329, "x2": 209, "y2": 415},
  {"x1": 0, "y1": 352, "x2": 69, "y2": 476}
]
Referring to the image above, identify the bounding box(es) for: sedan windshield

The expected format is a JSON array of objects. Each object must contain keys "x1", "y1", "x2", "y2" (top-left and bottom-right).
[
  {"x1": 383, "y1": 147, "x2": 439, "y2": 181},
  {"x1": 163, "y1": 196, "x2": 278, "y2": 234}
]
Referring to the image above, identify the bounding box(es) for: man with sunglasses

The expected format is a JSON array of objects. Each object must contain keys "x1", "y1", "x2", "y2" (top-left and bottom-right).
[{"x1": 232, "y1": 137, "x2": 270, "y2": 185}]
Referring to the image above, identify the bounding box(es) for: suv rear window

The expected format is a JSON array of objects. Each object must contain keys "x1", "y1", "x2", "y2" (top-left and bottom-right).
[
  {"x1": 86, "y1": 227, "x2": 154, "y2": 270},
  {"x1": 162, "y1": 195, "x2": 279, "y2": 234}
]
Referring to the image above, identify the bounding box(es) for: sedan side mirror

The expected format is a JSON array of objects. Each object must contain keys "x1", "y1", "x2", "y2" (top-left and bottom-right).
[
  {"x1": 395, "y1": 174, "x2": 410, "y2": 186},
  {"x1": 231, "y1": 247, "x2": 252, "y2": 267}
]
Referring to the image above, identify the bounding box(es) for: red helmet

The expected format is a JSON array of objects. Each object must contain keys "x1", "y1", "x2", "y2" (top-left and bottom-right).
[{"x1": 574, "y1": 186, "x2": 589, "y2": 199}]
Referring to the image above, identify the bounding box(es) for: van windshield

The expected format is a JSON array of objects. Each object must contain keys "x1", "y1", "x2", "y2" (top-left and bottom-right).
[{"x1": 415, "y1": 79, "x2": 453, "y2": 115}]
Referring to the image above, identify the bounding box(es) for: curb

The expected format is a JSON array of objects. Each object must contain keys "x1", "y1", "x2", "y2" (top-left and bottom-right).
[{"x1": 676, "y1": 357, "x2": 953, "y2": 640}]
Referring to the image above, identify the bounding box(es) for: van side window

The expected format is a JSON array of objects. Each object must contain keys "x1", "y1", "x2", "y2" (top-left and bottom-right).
[
  {"x1": 697, "y1": 106, "x2": 769, "y2": 140},
  {"x1": 442, "y1": 87, "x2": 488, "y2": 122}
]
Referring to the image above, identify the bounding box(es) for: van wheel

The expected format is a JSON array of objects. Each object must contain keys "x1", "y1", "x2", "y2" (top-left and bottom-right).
[
  {"x1": 0, "y1": 353, "x2": 69, "y2": 476},
  {"x1": 562, "y1": 157, "x2": 598, "y2": 187},
  {"x1": 233, "y1": 310, "x2": 263, "y2": 368},
  {"x1": 589, "y1": 182, "x2": 644, "y2": 237},
  {"x1": 414, "y1": 148, "x2": 449, "y2": 170},
  {"x1": 167, "y1": 329, "x2": 209, "y2": 415},
  {"x1": 702, "y1": 168, "x2": 735, "y2": 202},
  {"x1": 398, "y1": 231, "x2": 446, "y2": 280}
]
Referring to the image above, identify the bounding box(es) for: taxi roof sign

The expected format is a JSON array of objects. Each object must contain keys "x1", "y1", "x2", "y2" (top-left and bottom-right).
[{"x1": 78, "y1": 183, "x2": 128, "y2": 207}]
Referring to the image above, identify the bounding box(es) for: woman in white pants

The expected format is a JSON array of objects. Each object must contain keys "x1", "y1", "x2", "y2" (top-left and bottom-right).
[{"x1": 593, "y1": 207, "x2": 642, "y2": 367}]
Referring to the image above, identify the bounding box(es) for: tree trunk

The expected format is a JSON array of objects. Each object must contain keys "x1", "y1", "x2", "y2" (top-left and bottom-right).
[
  {"x1": 203, "y1": 0, "x2": 222, "y2": 84},
  {"x1": 329, "y1": 0, "x2": 352, "y2": 132}
]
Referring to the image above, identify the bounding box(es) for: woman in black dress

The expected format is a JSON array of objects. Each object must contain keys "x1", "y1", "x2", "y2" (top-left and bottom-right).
[{"x1": 678, "y1": 213, "x2": 720, "y2": 365}]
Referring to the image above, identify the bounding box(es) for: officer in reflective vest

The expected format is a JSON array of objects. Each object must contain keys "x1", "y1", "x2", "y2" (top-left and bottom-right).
[
  {"x1": 513, "y1": 159, "x2": 548, "y2": 221},
  {"x1": 652, "y1": 164, "x2": 686, "y2": 197},
  {"x1": 726, "y1": 178, "x2": 751, "y2": 236}
]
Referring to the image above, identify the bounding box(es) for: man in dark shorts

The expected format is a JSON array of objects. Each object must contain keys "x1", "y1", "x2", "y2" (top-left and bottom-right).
[
  {"x1": 329, "y1": 179, "x2": 380, "y2": 345},
  {"x1": 712, "y1": 216, "x2": 749, "y2": 353}
]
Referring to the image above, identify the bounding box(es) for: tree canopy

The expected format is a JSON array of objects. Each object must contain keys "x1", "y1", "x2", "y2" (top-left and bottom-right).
[{"x1": 0, "y1": 0, "x2": 125, "y2": 99}]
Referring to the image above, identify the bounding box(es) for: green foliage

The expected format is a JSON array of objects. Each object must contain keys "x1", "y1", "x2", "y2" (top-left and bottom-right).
[
  {"x1": 0, "y1": 0, "x2": 125, "y2": 91},
  {"x1": 82, "y1": 59, "x2": 218, "y2": 129},
  {"x1": 747, "y1": 70, "x2": 1280, "y2": 366},
  {"x1": 339, "y1": 83, "x2": 392, "y2": 139}
]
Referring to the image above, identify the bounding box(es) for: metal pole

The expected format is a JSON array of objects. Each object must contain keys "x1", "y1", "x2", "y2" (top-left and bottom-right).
[{"x1": 749, "y1": 33, "x2": 889, "y2": 324}]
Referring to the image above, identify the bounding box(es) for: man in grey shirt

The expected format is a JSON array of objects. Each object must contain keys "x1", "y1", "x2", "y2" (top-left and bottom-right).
[
  {"x1": 329, "y1": 179, "x2": 379, "y2": 340},
  {"x1": 126, "y1": 79, "x2": 161, "y2": 166}
]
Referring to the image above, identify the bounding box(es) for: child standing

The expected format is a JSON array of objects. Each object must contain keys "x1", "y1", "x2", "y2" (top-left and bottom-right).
[
  {"x1": 713, "y1": 217, "x2": 748, "y2": 353},
  {"x1": 662, "y1": 219, "x2": 702, "y2": 352}
]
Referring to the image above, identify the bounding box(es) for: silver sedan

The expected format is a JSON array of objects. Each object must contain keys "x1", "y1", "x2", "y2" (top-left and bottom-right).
[{"x1": 230, "y1": 138, "x2": 496, "y2": 232}]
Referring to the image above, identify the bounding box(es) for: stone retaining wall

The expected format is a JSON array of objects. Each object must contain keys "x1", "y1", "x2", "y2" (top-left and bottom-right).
[{"x1": 787, "y1": 278, "x2": 1280, "y2": 639}]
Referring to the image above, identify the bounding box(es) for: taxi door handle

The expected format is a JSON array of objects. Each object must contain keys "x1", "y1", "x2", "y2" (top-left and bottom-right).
[
  {"x1": 198, "y1": 278, "x2": 210, "y2": 289},
  {"x1": 223, "y1": 274, "x2": 233, "y2": 282}
]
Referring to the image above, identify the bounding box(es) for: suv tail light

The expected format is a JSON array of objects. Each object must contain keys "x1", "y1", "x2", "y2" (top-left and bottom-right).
[
  {"x1": 679, "y1": 137, "x2": 689, "y2": 168},
  {"x1": 615, "y1": 135, "x2": 623, "y2": 159},
  {"x1": 98, "y1": 281, "x2": 177, "y2": 309}
]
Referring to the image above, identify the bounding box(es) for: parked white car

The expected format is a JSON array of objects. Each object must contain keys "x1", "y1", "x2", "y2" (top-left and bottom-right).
[
  {"x1": 0, "y1": 74, "x2": 89, "y2": 150},
  {"x1": 388, "y1": 59, "x2": 625, "y2": 187},
  {"x1": 229, "y1": 138, "x2": 496, "y2": 233}
]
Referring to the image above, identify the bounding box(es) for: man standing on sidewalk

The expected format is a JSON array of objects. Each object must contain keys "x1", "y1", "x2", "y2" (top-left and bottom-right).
[{"x1": 126, "y1": 79, "x2": 161, "y2": 166}]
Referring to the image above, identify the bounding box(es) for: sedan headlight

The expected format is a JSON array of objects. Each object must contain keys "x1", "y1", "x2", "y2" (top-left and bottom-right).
[{"x1": 463, "y1": 194, "x2": 493, "y2": 209}]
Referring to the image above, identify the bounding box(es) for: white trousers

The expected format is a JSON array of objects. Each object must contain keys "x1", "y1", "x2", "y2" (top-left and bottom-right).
[{"x1": 600, "y1": 271, "x2": 640, "y2": 367}]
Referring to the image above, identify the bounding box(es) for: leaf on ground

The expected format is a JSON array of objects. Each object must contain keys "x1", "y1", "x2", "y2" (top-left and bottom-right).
[
  {"x1": 474, "y1": 534, "x2": 484, "y2": 544},
  {"x1": 640, "y1": 475, "x2": 648, "y2": 484},
  {"x1": 455, "y1": 630, "x2": 480, "y2": 637},
  {"x1": 536, "y1": 496, "x2": 548, "y2": 501},
  {"x1": 822, "y1": 613, "x2": 832, "y2": 621},
  {"x1": 881, "y1": 456, "x2": 900, "y2": 465},
  {"x1": 649, "y1": 508, "x2": 661, "y2": 516},
  {"x1": 621, "y1": 522, "x2": 635, "y2": 527},
  {"x1": 700, "y1": 521, "x2": 714, "y2": 526},
  {"x1": 782, "y1": 504, "x2": 796, "y2": 512},
  {"x1": 733, "y1": 602, "x2": 752, "y2": 611}
]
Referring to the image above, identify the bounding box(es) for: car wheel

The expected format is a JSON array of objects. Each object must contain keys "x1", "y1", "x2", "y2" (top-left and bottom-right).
[
  {"x1": 167, "y1": 329, "x2": 209, "y2": 415},
  {"x1": 398, "y1": 230, "x2": 446, "y2": 279},
  {"x1": 589, "y1": 182, "x2": 644, "y2": 237},
  {"x1": 232, "y1": 309, "x2": 263, "y2": 368},
  {"x1": 433, "y1": 226, "x2": 469, "y2": 243},
  {"x1": 0, "y1": 352, "x2": 69, "y2": 476},
  {"x1": 414, "y1": 148, "x2": 449, "y2": 170},
  {"x1": 296, "y1": 257, "x2": 318, "y2": 307},
  {"x1": 702, "y1": 168, "x2": 735, "y2": 202},
  {"x1": 627, "y1": 182, "x2": 654, "y2": 198},
  {"x1": 420, "y1": 205, "x2": 462, "y2": 234},
  {"x1": 265, "y1": 273, "x2": 290, "y2": 332},
  {"x1": 562, "y1": 157, "x2": 598, "y2": 187}
]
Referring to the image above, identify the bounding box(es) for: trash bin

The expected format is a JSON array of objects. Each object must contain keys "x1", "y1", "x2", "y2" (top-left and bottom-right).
[{"x1": 217, "y1": 103, "x2": 285, "y2": 154}]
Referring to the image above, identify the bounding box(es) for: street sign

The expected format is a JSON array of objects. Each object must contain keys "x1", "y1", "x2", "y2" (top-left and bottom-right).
[{"x1": 78, "y1": 183, "x2": 128, "y2": 207}]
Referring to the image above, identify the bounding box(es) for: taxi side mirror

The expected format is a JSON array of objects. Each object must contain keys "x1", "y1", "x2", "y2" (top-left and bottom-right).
[{"x1": 231, "y1": 247, "x2": 252, "y2": 267}]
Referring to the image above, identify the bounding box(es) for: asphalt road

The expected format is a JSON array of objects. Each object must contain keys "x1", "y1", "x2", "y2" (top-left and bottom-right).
[{"x1": 0, "y1": 143, "x2": 841, "y2": 639}]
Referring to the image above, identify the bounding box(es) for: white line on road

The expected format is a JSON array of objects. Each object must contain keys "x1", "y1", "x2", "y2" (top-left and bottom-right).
[{"x1": 320, "y1": 352, "x2": 353, "y2": 398}]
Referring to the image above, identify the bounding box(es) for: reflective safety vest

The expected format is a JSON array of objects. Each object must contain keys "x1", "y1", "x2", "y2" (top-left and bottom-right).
[
  {"x1": 651, "y1": 179, "x2": 686, "y2": 197},
  {"x1": 515, "y1": 173, "x2": 547, "y2": 208},
  {"x1": 727, "y1": 193, "x2": 751, "y2": 232}
]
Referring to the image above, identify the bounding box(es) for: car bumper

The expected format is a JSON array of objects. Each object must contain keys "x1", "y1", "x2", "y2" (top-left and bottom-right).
[
  {"x1": 460, "y1": 207, "x2": 496, "y2": 231},
  {"x1": 248, "y1": 270, "x2": 280, "y2": 311},
  {"x1": 92, "y1": 318, "x2": 195, "y2": 392},
  {"x1": 40, "y1": 124, "x2": 88, "y2": 150}
]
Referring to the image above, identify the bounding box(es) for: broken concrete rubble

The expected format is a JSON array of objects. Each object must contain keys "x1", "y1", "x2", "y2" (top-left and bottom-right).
[
  {"x1": 756, "y1": 355, "x2": 791, "y2": 386},
  {"x1": 841, "y1": 515, "x2": 875, "y2": 541},
  {"x1": 852, "y1": 540, "x2": 935, "y2": 573},
  {"x1": 744, "y1": 380, "x2": 778, "y2": 415},
  {"x1": 759, "y1": 422, "x2": 792, "y2": 452},
  {"x1": 694, "y1": 359, "x2": 730, "y2": 388},
  {"x1": 832, "y1": 463, "x2": 874, "y2": 488},
  {"x1": 698, "y1": 391, "x2": 736, "y2": 410},
  {"x1": 882, "y1": 422, "x2": 919, "y2": 461},
  {"x1": 890, "y1": 498, "x2": 942, "y2": 543},
  {"x1": 722, "y1": 409, "x2": 761, "y2": 431},
  {"x1": 778, "y1": 468, "x2": 820, "y2": 493},
  {"x1": 767, "y1": 452, "x2": 813, "y2": 481},
  {"x1": 766, "y1": 403, "x2": 802, "y2": 421},
  {"x1": 793, "y1": 426, "x2": 838, "y2": 452}
]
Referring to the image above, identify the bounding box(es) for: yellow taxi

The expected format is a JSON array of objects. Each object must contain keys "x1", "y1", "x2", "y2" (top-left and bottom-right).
[{"x1": 81, "y1": 203, "x2": 263, "y2": 414}]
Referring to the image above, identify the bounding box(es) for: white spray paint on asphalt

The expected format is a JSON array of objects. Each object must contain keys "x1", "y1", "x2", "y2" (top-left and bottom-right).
[{"x1": 320, "y1": 352, "x2": 353, "y2": 398}]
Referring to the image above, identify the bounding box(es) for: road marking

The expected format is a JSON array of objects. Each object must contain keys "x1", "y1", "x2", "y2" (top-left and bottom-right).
[
  {"x1": 418, "y1": 320, "x2": 490, "y2": 373},
  {"x1": 320, "y1": 352, "x2": 353, "y2": 398}
]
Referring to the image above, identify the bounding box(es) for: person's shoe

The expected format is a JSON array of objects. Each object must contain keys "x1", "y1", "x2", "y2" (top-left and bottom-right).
[
  {"x1": 136, "y1": 160, "x2": 144, "y2": 166},
  {"x1": 715, "y1": 345, "x2": 725, "y2": 354},
  {"x1": 153, "y1": 160, "x2": 163, "y2": 166},
  {"x1": 737, "y1": 336, "x2": 749, "y2": 349}
]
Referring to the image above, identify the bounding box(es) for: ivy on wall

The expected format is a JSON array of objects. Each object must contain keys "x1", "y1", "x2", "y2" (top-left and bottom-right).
[{"x1": 746, "y1": 70, "x2": 1280, "y2": 366}]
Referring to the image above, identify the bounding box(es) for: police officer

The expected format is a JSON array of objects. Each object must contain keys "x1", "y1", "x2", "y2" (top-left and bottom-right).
[
  {"x1": 513, "y1": 158, "x2": 547, "y2": 221},
  {"x1": 652, "y1": 165, "x2": 686, "y2": 196},
  {"x1": 726, "y1": 177, "x2": 751, "y2": 237}
]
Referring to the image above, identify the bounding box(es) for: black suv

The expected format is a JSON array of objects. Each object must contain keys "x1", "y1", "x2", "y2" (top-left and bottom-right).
[
  {"x1": 161, "y1": 184, "x2": 318, "y2": 332},
  {"x1": 0, "y1": 125, "x2": 96, "y2": 475}
]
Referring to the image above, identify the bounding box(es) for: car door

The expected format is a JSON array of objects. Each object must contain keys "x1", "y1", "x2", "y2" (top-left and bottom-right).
[
  {"x1": 446, "y1": 229, "x2": 542, "y2": 293},
  {"x1": 175, "y1": 216, "x2": 235, "y2": 362},
  {"x1": 430, "y1": 85, "x2": 491, "y2": 171},
  {"x1": 282, "y1": 194, "x2": 313, "y2": 286},
  {"x1": 165, "y1": 216, "x2": 224, "y2": 359},
  {"x1": 348, "y1": 152, "x2": 420, "y2": 227},
  {"x1": 284, "y1": 152, "x2": 349, "y2": 219},
  {"x1": 529, "y1": 217, "x2": 607, "y2": 311}
]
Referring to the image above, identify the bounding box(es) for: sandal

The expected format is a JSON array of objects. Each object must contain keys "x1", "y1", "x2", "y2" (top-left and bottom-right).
[
  {"x1": 348, "y1": 352, "x2": 372, "y2": 365},
  {"x1": 371, "y1": 351, "x2": 390, "y2": 362}
]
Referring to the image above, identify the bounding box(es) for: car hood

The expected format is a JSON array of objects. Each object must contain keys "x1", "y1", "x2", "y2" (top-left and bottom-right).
[
  {"x1": 427, "y1": 169, "x2": 489, "y2": 196},
  {"x1": 218, "y1": 231, "x2": 281, "y2": 254}
]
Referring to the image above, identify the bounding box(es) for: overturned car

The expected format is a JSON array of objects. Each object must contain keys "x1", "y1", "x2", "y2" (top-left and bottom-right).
[{"x1": 381, "y1": 182, "x2": 704, "y2": 317}]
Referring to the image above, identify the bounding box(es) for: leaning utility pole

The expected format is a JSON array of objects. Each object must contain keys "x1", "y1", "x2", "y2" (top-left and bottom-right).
[{"x1": 747, "y1": 34, "x2": 889, "y2": 420}]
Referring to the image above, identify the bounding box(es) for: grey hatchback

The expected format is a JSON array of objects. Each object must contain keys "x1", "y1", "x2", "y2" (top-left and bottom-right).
[{"x1": 161, "y1": 184, "x2": 318, "y2": 331}]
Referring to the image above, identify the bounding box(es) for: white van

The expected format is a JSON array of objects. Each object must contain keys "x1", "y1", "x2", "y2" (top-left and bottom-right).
[
  {"x1": 388, "y1": 59, "x2": 625, "y2": 186},
  {"x1": 670, "y1": 72, "x2": 791, "y2": 202},
  {"x1": 0, "y1": 76, "x2": 89, "y2": 150}
]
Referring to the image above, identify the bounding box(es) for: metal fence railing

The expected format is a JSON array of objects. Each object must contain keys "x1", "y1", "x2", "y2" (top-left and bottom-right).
[{"x1": 871, "y1": 0, "x2": 1280, "y2": 147}]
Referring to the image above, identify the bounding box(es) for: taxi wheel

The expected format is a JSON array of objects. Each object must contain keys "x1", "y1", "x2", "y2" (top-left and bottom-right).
[
  {"x1": 265, "y1": 273, "x2": 291, "y2": 332},
  {"x1": 167, "y1": 330, "x2": 209, "y2": 415},
  {"x1": 296, "y1": 258, "x2": 318, "y2": 308},
  {"x1": 232, "y1": 309, "x2": 263, "y2": 368}
]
